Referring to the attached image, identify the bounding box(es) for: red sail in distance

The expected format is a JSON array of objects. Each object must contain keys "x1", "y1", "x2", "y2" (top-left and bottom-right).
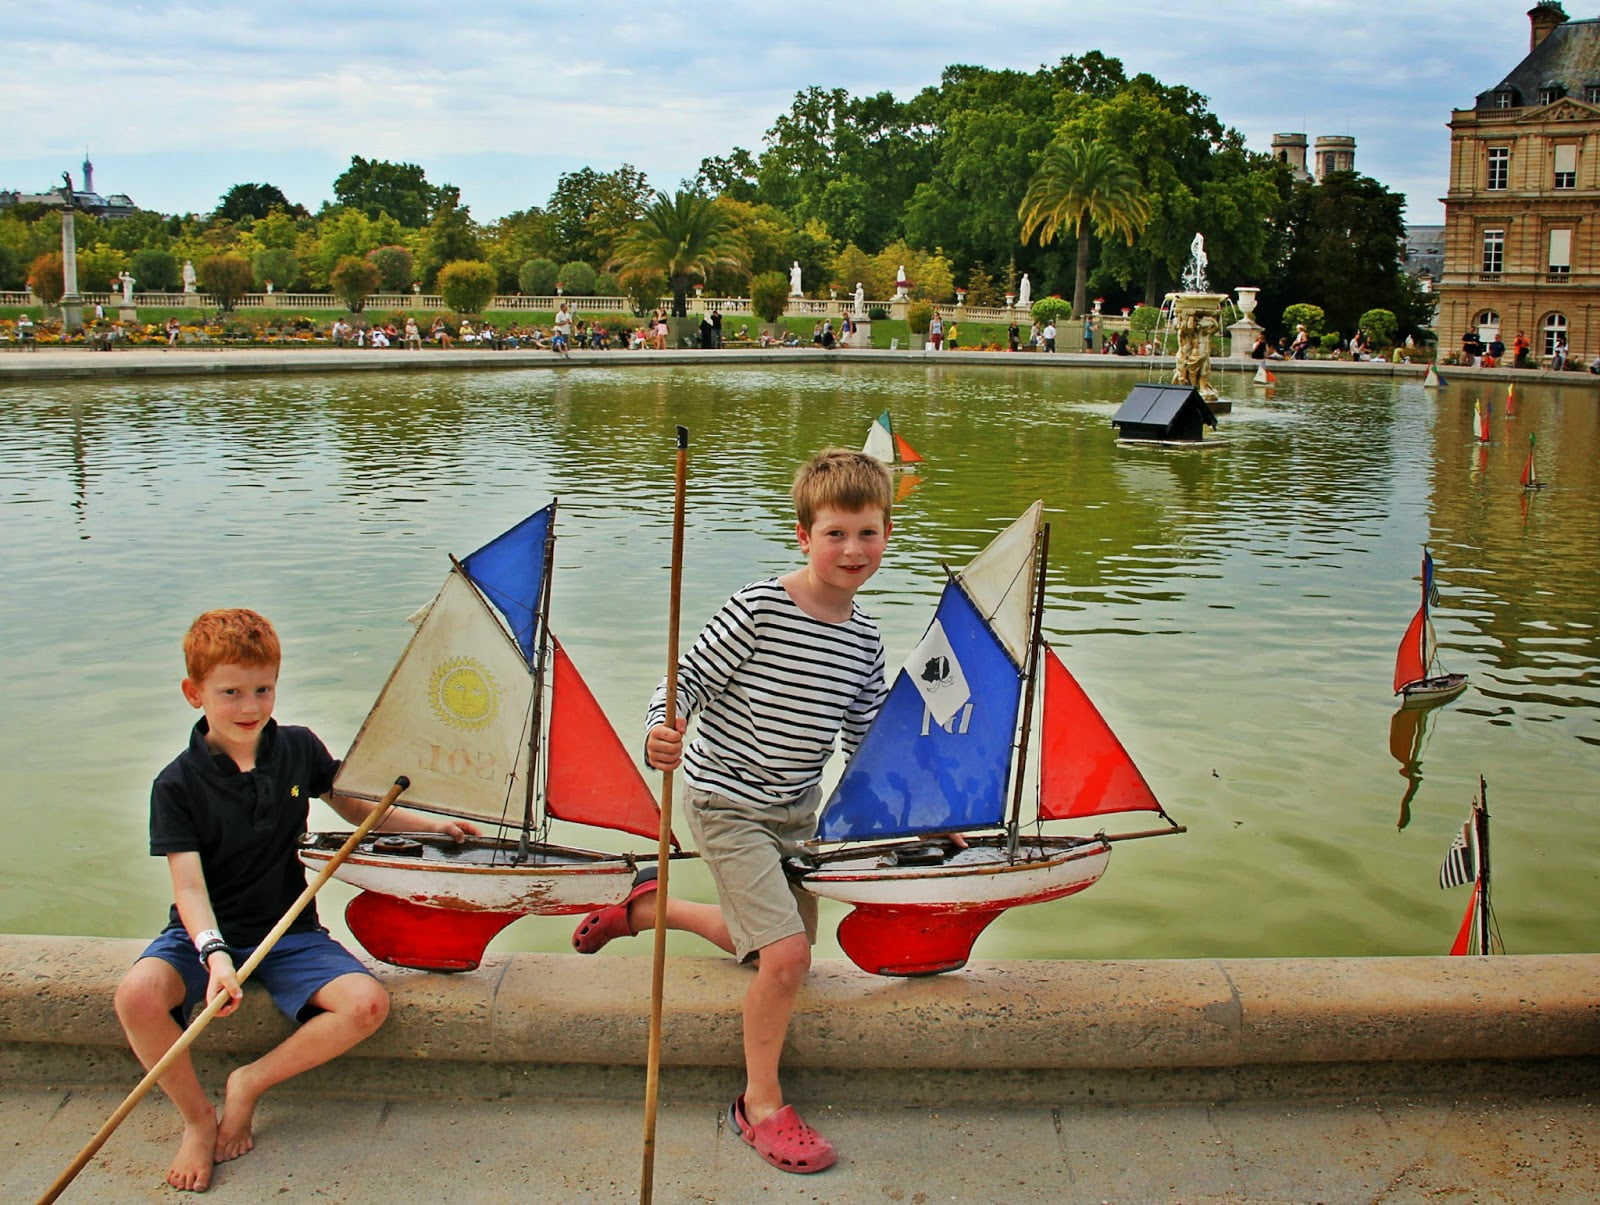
[
  {"x1": 546, "y1": 635, "x2": 675, "y2": 845},
  {"x1": 1394, "y1": 607, "x2": 1428, "y2": 693},
  {"x1": 1038, "y1": 647, "x2": 1161, "y2": 821},
  {"x1": 894, "y1": 433, "x2": 924, "y2": 464},
  {"x1": 1521, "y1": 434, "x2": 1538, "y2": 488}
]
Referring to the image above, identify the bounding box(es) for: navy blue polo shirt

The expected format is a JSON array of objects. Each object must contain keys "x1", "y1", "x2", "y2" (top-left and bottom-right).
[{"x1": 149, "y1": 718, "x2": 339, "y2": 947}]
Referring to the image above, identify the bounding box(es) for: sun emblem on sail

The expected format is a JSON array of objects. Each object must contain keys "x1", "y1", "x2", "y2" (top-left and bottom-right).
[{"x1": 428, "y1": 657, "x2": 500, "y2": 731}]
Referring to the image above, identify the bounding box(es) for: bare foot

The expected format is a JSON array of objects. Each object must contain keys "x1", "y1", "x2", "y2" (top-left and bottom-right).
[
  {"x1": 214, "y1": 1067, "x2": 260, "y2": 1163},
  {"x1": 168, "y1": 1111, "x2": 219, "y2": 1191}
]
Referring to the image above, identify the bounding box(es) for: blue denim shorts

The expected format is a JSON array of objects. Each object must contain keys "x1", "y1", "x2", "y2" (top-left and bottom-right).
[{"x1": 138, "y1": 925, "x2": 373, "y2": 1025}]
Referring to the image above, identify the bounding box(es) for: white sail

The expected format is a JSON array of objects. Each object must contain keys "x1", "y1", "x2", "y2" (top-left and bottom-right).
[
  {"x1": 954, "y1": 500, "x2": 1042, "y2": 665},
  {"x1": 862, "y1": 415, "x2": 895, "y2": 464},
  {"x1": 334, "y1": 569, "x2": 535, "y2": 825}
]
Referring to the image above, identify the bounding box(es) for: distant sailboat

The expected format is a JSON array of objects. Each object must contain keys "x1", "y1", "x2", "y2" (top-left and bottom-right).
[
  {"x1": 862, "y1": 410, "x2": 923, "y2": 468},
  {"x1": 1474, "y1": 400, "x2": 1491, "y2": 443},
  {"x1": 1252, "y1": 365, "x2": 1277, "y2": 385},
  {"x1": 1393, "y1": 547, "x2": 1468, "y2": 708},
  {"x1": 1423, "y1": 365, "x2": 1446, "y2": 388},
  {"x1": 1521, "y1": 433, "x2": 1545, "y2": 490},
  {"x1": 1504, "y1": 382, "x2": 1516, "y2": 417},
  {"x1": 299, "y1": 503, "x2": 677, "y2": 971},
  {"x1": 1439, "y1": 777, "x2": 1499, "y2": 955}
]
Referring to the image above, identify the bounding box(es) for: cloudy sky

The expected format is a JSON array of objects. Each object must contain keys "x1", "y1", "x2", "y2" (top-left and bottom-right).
[{"x1": 3, "y1": 1, "x2": 1554, "y2": 229}]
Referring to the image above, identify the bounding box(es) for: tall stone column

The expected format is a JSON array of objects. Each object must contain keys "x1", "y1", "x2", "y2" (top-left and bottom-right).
[{"x1": 59, "y1": 202, "x2": 83, "y2": 332}]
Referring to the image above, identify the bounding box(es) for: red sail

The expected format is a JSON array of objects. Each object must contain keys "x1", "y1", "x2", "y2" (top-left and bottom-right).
[
  {"x1": 547, "y1": 636, "x2": 673, "y2": 844},
  {"x1": 1520, "y1": 448, "x2": 1537, "y2": 488},
  {"x1": 1449, "y1": 883, "x2": 1478, "y2": 956},
  {"x1": 1394, "y1": 606, "x2": 1427, "y2": 694},
  {"x1": 1038, "y1": 647, "x2": 1161, "y2": 821},
  {"x1": 894, "y1": 433, "x2": 924, "y2": 464}
]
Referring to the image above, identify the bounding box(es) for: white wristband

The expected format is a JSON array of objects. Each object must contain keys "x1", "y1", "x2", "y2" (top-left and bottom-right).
[{"x1": 193, "y1": 928, "x2": 224, "y2": 953}]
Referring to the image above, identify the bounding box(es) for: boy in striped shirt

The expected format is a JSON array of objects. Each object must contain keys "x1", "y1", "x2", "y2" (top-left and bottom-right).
[{"x1": 573, "y1": 448, "x2": 892, "y2": 1173}]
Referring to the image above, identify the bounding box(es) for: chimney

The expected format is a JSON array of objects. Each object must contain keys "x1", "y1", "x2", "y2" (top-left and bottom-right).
[{"x1": 1529, "y1": 3, "x2": 1568, "y2": 53}]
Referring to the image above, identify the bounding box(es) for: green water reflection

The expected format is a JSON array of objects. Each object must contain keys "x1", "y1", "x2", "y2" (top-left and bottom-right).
[{"x1": 2, "y1": 363, "x2": 1596, "y2": 960}]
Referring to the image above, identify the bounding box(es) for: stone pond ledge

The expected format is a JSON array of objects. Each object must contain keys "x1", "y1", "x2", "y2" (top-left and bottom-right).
[{"x1": 2, "y1": 935, "x2": 1595, "y2": 1105}]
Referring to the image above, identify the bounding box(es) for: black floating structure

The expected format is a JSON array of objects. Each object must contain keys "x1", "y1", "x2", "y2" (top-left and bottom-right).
[{"x1": 1111, "y1": 384, "x2": 1218, "y2": 442}]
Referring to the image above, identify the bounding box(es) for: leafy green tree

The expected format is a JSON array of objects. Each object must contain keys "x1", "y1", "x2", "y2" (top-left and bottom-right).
[
  {"x1": 332, "y1": 156, "x2": 445, "y2": 227},
  {"x1": 1357, "y1": 307, "x2": 1398, "y2": 347},
  {"x1": 1281, "y1": 302, "x2": 1325, "y2": 338},
  {"x1": 216, "y1": 183, "x2": 302, "y2": 223},
  {"x1": 330, "y1": 255, "x2": 380, "y2": 311},
  {"x1": 27, "y1": 252, "x2": 64, "y2": 305},
  {"x1": 749, "y1": 271, "x2": 790, "y2": 323},
  {"x1": 436, "y1": 260, "x2": 497, "y2": 314},
  {"x1": 485, "y1": 208, "x2": 557, "y2": 290},
  {"x1": 593, "y1": 271, "x2": 621, "y2": 297},
  {"x1": 414, "y1": 194, "x2": 480, "y2": 289},
  {"x1": 1019, "y1": 138, "x2": 1152, "y2": 317},
  {"x1": 253, "y1": 247, "x2": 299, "y2": 291},
  {"x1": 130, "y1": 248, "x2": 179, "y2": 292},
  {"x1": 307, "y1": 208, "x2": 404, "y2": 286},
  {"x1": 103, "y1": 210, "x2": 173, "y2": 254},
  {"x1": 519, "y1": 257, "x2": 559, "y2": 294},
  {"x1": 546, "y1": 165, "x2": 653, "y2": 267},
  {"x1": 365, "y1": 245, "x2": 414, "y2": 291},
  {"x1": 0, "y1": 243, "x2": 21, "y2": 290},
  {"x1": 198, "y1": 254, "x2": 253, "y2": 311},
  {"x1": 557, "y1": 261, "x2": 596, "y2": 296},
  {"x1": 905, "y1": 300, "x2": 933, "y2": 334},
  {"x1": 78, "y1": 247, "x2": 128, "y2": 296},
  {"x1": 1268, "y1": 172, "x2": 1407, "y2": 338},
  {"x1": 1030, "y1": 296, "x2": 1074, "y2": 325},
  {"x1": 609, "y1": 190, "x2": 748, "y2": 316}
]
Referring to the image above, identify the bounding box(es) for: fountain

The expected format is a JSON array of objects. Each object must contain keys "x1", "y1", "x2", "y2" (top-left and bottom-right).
[{"x1": 1166, "y1": 234, "x2": 1228, "y2": 409}]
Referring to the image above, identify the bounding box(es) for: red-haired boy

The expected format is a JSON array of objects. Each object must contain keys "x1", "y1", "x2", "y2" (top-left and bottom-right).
[{"x1": 114, "y1": 608, "x2": 476, "y2": 1191}]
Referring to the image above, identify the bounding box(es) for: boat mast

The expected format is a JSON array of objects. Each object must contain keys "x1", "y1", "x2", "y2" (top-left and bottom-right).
[
  {"x1": 1475, "y1": 775, "x2": 1492, "y2": 955},
  {"x1": 517, "y1": 500, "x2": 560, "y2": 860},
  {"x1": 1005, "y1": 522, "x2": 1050, "y2": 859}
]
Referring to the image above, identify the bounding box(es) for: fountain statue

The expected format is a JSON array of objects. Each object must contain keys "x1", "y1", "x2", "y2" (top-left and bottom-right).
[{"x1": 1167, "y1": 233, "x2": 1228, "y2": 405}]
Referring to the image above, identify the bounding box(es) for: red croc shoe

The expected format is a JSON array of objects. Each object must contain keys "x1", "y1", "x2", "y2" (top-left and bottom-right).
[
  {"x1": 729, "y1": 1093, "x2": 837, "y2": 1174},
  {"x1": 571, "y1": 870, "x2": 657, "y2": 954}
]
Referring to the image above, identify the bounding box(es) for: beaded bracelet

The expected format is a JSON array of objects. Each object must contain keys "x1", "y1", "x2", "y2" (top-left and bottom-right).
[{"x1": 197, "y1": 939, "x2": 232, "y2": 967}]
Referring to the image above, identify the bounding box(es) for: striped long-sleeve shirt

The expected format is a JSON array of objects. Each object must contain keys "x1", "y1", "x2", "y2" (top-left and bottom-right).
[{"x1": 647, "y1": 578, "x2": 886, "y2": 808}]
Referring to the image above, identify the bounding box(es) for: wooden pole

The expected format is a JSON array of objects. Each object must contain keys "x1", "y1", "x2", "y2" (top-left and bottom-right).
[
  {"x1": 37, "y1": 776, "x2": 411, "y2": 1205},
  {"x1": 640, "y1": 426, "x2": 688, "y2": 1205}
]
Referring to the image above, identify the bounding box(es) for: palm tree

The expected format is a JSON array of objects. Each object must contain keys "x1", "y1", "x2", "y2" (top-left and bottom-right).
[
  {"x1": 609, "y1": 191, "x2": 748, "y2": 317},
  {"x1": 1018, "y1": 139, "x2": 1152, "y2": 318}
]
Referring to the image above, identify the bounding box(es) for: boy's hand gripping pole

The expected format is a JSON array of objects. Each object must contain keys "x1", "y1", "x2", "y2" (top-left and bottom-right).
[
  {"x1": 37, "y1": 776, "x2": 412, "y2": 1205},
  {"x1": 640, "y1": 426, "x2": 688, "y2": 1205}
]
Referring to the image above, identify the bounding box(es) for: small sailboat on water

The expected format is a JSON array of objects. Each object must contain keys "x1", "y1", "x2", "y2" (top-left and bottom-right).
[
  {"x1": 299, "y1": 502, "x2": 676, "y2": 971},
  {"x1": 1393, "y1": 547, "x2": 1468, "y2": 709},
  {"x1": 1439, "y1": 776, "x2": 1500, "y2": 956},
  {"x1": 1474, "y1": 399, "x2": 1491, "y2": 443},
  {"x1": 862, "y1": 409, "x2": 923, "y2": 469},
  {"x1": 787, "y1": 502, "x2": 1184, "y2": 977},
  {"x1": 1521, "y1": 433, "x2": 1546, "y2": 490}
]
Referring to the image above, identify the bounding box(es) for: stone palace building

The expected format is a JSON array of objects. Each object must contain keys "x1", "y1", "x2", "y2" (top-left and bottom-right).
[{"x1": 1437, "y1": 2, "x2": 1600, "y2": 363}]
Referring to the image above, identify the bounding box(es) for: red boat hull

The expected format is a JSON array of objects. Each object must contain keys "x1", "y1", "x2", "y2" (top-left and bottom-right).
[{"x1": 345, "y1": 891, "x2": 523, "y2": 973}]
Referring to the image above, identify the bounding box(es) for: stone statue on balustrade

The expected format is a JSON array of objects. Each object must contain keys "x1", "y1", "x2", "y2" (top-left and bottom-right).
[
  {"x1": 1017, "y1": 274, "x2": 1031, "y2": 309},
  {"x1": 790, "y1": 262, "x2": 803, "y2": 296},
  {"x1": 118, "y1": 271, "x2": 136, "y2": 304},
  {"x1": 183, "y1": 260, "x2": 198, "y2": 293},
  {"x1": 853, "y1": 282, "x2": 865, "y2": 316}
]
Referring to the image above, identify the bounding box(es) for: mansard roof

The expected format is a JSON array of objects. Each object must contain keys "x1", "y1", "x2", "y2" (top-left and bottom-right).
[{"x1": 1476, "y1": 16, "x2": 1600, "y2": 109}]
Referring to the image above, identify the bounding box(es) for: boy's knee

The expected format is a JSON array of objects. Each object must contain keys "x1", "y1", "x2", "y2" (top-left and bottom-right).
[
  {"x1": 758, "y1": 935, "x2": 811, "y2": 983},
  {"x1": 347, "y1": 976, "x2": 390, "y2": 1031},
  {"x1": 115, "y1": 960, "x2": 181, "y2": 1023}
]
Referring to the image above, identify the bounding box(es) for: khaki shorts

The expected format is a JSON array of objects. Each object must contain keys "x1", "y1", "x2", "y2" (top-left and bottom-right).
[{"x1": 684, "y1": 784, "x2": 820, "y2": 962}]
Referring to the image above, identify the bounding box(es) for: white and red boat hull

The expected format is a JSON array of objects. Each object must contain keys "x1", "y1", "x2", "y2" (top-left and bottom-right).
[{"x1": 794, "y1": 837, "x2": 1111, "y2": 976}]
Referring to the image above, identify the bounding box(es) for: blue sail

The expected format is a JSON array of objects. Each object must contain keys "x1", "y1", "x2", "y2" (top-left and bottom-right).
[
  {"x1": 817, "y1": 580, "x2": 1021, "y2": 841},
  {"x1": 460, "y1": 505, "x2": 552, "y2": 666}
]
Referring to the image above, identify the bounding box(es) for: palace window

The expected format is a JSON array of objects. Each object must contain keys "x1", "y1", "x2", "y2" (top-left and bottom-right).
[
  {"x1": 1487, "y1": 147, "x2": 1509, "y2": 190},
  {"x1": 1553, "y1": 144, "x2": 1577, "y2": 189},
  {"x1": 1474, "y1": 310, "x2": 1501, "y2": 338},
  {"x1": 1549, "y1": 229, "x2": 1572, "y2": 279},
  {"x1": 1493, "y1": 90, "x2": 1517, "y2": 109},
  {"x1": 1539, "y1": 86, "x2": 1565, "y2": 106},
  {"x1": 1586, "y1": 84, "x2": 1600, "y2": 104},
  {"x1": 1481, "y1": 229, "x2": 1504, "y2": 276},
  {"x1": 1542, "y1": 313, "x2": 1567, "y2": 357}
]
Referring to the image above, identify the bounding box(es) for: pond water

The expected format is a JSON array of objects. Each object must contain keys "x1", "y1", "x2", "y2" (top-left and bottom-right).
[{"x1": 2, "y1": 361, "x2": 1596, "y2": 962}]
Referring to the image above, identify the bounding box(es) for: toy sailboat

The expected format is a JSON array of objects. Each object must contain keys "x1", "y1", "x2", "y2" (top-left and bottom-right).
[
  {"x1": 1423, "y1": 365, "x2": 1445, "y2": 388},
  {"x1": 787, "y1": 503, "x2": 1184, "y2": 977},
  {"x1": 862, "y1": 410, "x2": 923, "y2": 468},
  {"x1": 1252, "y1": 365, "x2": 1277, "y2": 385},
  {"x1": 1439, "y1": 776, "x2": 1499, "y2": 955},
  {"x1": 1393, "y1": 547, "x2": 1468, "y2": 709},
  {"x1": 1474, "y1": 400, "x2": 1491, "y2": 443},
  {"x1": 1521, "y1": 433, "x2": 1545, "y2": 490},
  {"x1": 299, "y1": 503, "x2": 675, "y2": 971}
]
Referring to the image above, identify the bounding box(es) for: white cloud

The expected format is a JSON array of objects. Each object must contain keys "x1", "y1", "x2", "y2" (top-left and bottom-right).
[{"x1": 0, "y1": 0, "x2": 1552, "y2": 223}]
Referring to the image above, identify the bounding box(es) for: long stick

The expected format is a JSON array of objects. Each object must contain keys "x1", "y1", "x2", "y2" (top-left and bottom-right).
[
  {"x1": 640, "y1": 426, "x2": 689, "y2": 1205},
  {"x1": 38, "y1": 775, "x2": 411, "y2": 1205}
]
